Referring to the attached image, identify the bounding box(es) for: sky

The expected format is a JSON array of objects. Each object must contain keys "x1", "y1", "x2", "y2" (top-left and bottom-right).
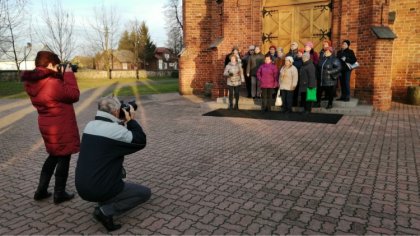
[{"x1": 29, "y1": 0, "x2": 168, "y2": 56}]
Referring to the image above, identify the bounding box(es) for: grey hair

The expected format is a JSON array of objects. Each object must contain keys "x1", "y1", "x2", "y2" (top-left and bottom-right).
[{"x1": 98, "y1": 96, "x2": 121, "y2": 114}]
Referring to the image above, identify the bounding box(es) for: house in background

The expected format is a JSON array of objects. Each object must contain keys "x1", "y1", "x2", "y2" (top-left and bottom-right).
[
  {"x1": 95, "y1": 50, "x2": 136, "y2": 70},
  {"x1": 148, "y1": 47, "x2": 178, "y2": 71},
  {"x1": 0, "y1": 44, "x2": 41, "y2": 71}
]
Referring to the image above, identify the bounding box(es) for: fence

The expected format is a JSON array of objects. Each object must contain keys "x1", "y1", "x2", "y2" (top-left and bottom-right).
[{"x1": 0, "y1": 69, "x2": 178, "y2": 81}]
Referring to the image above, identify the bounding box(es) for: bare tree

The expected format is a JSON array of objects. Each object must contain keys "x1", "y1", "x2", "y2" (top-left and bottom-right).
[
  {"x1": 0, "y1": 0, "x2": 30, "y2": 75},
  {"x1": 87, "y1": 3, "x2": 120, "y2": 79},
  {"x1": 36, "y1": 0, "x2": 75, "y2": 62},
  {"x1": 164, "y1": 0, "x2": 183, "y2": 54}
]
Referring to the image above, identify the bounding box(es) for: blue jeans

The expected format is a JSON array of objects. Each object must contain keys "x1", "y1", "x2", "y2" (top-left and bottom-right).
[
  {"x1": 340, "y1": 70, "x2": 352, "y2": 99},
  {"x1": 281, "y1": 90, "x2": 294, "y2": 111},
  {"x1": 99, "y1": 182, "x2": 151, "y2": 216}
]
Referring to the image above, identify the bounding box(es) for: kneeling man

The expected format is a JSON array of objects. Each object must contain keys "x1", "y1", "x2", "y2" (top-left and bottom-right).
[{"x1": 75, "y1": 96, "x2": 150, "y2": 232}]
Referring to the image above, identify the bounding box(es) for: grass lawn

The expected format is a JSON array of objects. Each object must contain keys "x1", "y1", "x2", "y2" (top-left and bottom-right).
[{"x1": 0, "y1": 77, "x2": 179, "y2": 99}]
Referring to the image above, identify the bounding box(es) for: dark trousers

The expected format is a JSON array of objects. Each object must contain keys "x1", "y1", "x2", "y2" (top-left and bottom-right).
[
  {"x1": 228, "y1": 85, "x2": 240, "y2": 108},
  {"x1": 281, "y1": 90, "x2": 294, "y2": 112},
  {"x1": 261, "y1": 88, "x2": 273, "y2": 111},
  {"x1": 317, "y1": 86, "x2": 335, "y2": 106},
  {"x1": 340, "y1": 70, "x2": 352, "y2": 99},
  {"x1": 41, "y1": 155, "x2": 71, "y2": 179},
  {"x1": 99, "y1": 182, "x2": 151, "y2": 216},
  {"x1": 300, "y1": 92, "x2": 313, "y2": 112},
  {"x1": 245, "y1": 75, "x2": 252, "y2": 97}
]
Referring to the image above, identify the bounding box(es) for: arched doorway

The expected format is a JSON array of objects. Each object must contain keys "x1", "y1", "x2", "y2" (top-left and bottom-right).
[{"x1": 262, "y1": 0, "x2": 332, "y2": 53}]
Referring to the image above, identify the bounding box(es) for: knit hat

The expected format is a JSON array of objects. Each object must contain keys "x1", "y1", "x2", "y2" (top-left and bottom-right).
[
  {"x1": 302, "y1": 52, "x2": 310, "y2": 61},
  {"x1": 285, "y1": 56, "x2": 294, "y2": 63},
  {"x1": 343, "y1": 40, "x2": 351, "y2": 46},
  {"x1": 277, "y1": 47, "x2": 283, "y2": 52},
  {"x1": 269, "y1": 45, "x2": 276, "y2": 50},
  {"x1": 304, "y1": 41, "x2": 314, "y2": 49},
  {"x1": 35, "y1": 45, "x2": 60, "y2": 67},
  {"x1": 325, "y1": 46, "x2": 334, "y2": 53},
  {"x1": 249, "y1": 45, "x2": 255, "y2": 50},
  {"x1": 298, "y1": 48, "x2": 305, "y2": 54}
]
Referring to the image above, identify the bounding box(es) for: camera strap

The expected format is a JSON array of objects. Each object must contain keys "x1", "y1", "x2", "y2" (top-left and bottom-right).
[{"x1": 95, "y1": 116, "x2": 113, "y2": 123}]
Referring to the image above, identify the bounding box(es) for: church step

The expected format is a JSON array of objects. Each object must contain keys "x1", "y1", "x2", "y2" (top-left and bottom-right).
[
  {"x1": 207, "y1": 100, "x2": 373, "y2": 116},
  {"x1": 217, "y1": 97, "x2": 360, "y2": 108}
]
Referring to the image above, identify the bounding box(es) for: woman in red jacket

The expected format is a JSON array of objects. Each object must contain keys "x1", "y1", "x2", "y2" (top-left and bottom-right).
[{"x1": 21, "y1": 48, "x2": 80, "y2": 204}]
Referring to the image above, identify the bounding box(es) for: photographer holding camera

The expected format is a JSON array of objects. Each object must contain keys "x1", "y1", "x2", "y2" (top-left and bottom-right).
[
  {"x1": 75, "y1": 95, "x2": 150, "y2": 232},
  {"x1": 21, "y1": 47, "x2": 79, "y2": 204}
]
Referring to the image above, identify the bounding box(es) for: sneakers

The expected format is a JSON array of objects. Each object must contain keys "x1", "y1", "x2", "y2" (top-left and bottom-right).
[{"x1": 93, "y1": 207, "x2": 122, "y2": 232}]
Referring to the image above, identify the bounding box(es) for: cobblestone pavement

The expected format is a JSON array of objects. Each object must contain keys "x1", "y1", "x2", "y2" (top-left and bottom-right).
[{"x1": 0, "y1": 88, "x2": 419, "y2": 235}]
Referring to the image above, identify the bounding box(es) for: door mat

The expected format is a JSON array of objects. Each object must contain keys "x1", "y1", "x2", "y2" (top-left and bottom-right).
[{"x1": 203, "y1": 109, "x2": 343, "y2": 124}]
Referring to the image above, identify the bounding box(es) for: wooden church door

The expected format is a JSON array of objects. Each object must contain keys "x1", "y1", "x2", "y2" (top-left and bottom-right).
[{"x1": 262, "y1": 0, "x2": 332, "y2": 54}]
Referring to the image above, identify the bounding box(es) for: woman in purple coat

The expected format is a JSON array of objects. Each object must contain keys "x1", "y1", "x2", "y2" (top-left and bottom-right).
[{"x1": 257, "y1": 55, "x2": 279, "y2": 112}]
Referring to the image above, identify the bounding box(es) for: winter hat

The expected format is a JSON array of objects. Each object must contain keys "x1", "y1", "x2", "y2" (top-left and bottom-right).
[
  {"x1": 35, "y1": 45, "x2": 60, "y2": 67},
  {"x1": 325, "y1": 46, "x2": 334, "y2": 53},
  {"x1": 285, "y1": 56, "x2": 294, "y2": 63},
  {"x1": 298, "y1": 48, "x2": 305, "y2": 54},
  {"x1": 302, "y1": 52, "x2": 310, "y2": 62},
  {"x1": 277, "y1": 47, "x2": 283, "y2": 52},
  {"x1": 343, "y1": 40, "x2": 351, "y2": 47},
  {"x1": 304, "y1": 41, "x2": 314, "y2": 49},
  {"x1": 249, "y1": 45, "x2": 255, "y2": 50},
  {"x1": 269, "y1": 45, "x2": 276, "y2": 51}
]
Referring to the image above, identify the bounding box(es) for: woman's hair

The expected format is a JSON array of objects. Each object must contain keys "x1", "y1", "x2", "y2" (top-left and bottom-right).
[
  {"x1": 229, "y1": 54, "x2": 237, "y2": 60},
  {"x1": 35, "y1": 51, "x2": 61, "y2": 68},
  {"x1": 98, "y1": 96, "x2": 121, "y2": 114}
]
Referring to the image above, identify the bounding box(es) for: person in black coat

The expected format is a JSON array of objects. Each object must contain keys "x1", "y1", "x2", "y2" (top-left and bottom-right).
[
  {"x1": 242, "y1": 45, "x2": 255, "y2": 98},
  {"x1": 299, "y1": 53, "x2": 317, "y2": 113},
  {"x1": 336, "y1": 40, "x2": 357, "y2": 101},
  {"x1": 317, "y1": 47, "x2": 342, "y2": 109},
  {"x1": 75, "y1": 96, "x2": 150, "y2": 232}
]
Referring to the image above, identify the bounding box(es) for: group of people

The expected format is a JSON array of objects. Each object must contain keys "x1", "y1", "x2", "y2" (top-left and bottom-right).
[
  {"x1": 22, "y1": 48, "x2": 150, "y2": 232},
  {"x1": 223, "y1": 39, "x2": 357, "y2": 112}
]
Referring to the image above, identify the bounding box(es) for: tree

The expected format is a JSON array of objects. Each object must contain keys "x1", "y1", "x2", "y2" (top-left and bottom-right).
[
  {"x1": 138, "y1": 21, "x2": 156, "y2": 70},
  {"x1": 118, "y1": 20, "x2": 156, "y2": 79},
  {"x1": 0, "y1": 0, "x2": 30, "y2": 75},
  {"x1": 87, "y1": 3, "x2": 120, "y2": 79},
  {"x1": 118, "y1": 30, "x2": 133, "y2": 51},
  {"x1": 164, "y1": 0, "x2": 183, "y2": 54},
  {"x1": 37, "y1": 0, "x2": 76, "y2": 62}
]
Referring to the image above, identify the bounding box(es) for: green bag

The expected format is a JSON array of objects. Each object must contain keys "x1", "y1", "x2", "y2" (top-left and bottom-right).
[{"x1": 306, "y1": 87, "x2": 317, "y2": 102}]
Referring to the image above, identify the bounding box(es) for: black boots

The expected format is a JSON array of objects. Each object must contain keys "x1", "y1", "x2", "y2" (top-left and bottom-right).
[
  {"x1": 34, "y1": 174, "x2": 52, "y2": 200},
  {"x1": 53, "y1": 176, "x2": 75, "y2": 204},
  {"x1": 93, "y1": 207, "x2": 122, "y2": 232}
]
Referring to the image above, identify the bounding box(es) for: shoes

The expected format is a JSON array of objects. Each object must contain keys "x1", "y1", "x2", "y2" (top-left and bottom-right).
[
  {"x1": 336, "y1": 97, "x2": 345, "y2": 101},
  {"x1": 54, "y1": 191, "x2": 75, "y2": 204},
  {"x1": 34, "y1": 191, "x2": 52, "y2": 201},
  {"x1": 326, "y1": 104, "x2": 333, "y2": 109},
  {"x1": 93, "y1": 207, "x2": 122, "y2": 232},
  {"x1": 343, "y1": 98, "x2": 350, "y2": 102}
]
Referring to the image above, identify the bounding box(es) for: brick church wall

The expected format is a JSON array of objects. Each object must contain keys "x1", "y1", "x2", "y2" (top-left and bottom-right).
[
  {"x1": 180, "y1": 0, "x2": 418, "y2": 110},
  {"x1": 389, "y1": 0, "x2": 420, "y2": 101}
]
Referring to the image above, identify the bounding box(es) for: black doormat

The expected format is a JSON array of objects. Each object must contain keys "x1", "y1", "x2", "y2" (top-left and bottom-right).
[{"x1": 203, "y1": 109, "x2": 343, "y2": 124}]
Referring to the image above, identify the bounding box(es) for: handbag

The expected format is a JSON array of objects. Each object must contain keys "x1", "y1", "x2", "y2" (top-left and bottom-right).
[
  {"x1": 306, "y1": 87, "x2": 317, "y2": 102},
  {"x1": 275, "y1": 89, "x2": 282, "y2": 106},
  {"x1": 346, "y1": 61, "x2": 360, "y2": 70}
]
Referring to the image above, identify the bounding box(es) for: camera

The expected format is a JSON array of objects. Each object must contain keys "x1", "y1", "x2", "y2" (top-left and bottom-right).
[
  {"x1": 119, "y1": 99, "x2": 138, "y2": 119},
  {"x1": 59, "y1": 63, "x2": 78, "y2": 73}
]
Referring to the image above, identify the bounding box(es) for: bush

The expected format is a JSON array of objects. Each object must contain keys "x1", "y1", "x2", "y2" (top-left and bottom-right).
[{"x1": 171, "y1": 70, "x2": 179, "y2": 78}]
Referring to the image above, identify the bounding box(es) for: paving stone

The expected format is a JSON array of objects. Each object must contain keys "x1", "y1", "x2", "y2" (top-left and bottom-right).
[{"x1": 0, "y1": 94, "x2": 419, "y2": 235}]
